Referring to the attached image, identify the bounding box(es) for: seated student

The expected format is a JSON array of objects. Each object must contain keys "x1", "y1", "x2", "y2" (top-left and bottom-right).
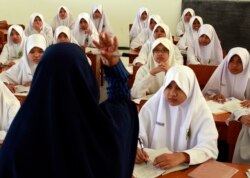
[
  {"x1": 129, "y1": 7, "x2": 149, "y2": 42},
  {"x1": 25, "y1": 13, "x2": 53, "y2": 45},
  {"x1": 0, "y1": 25, "x2": 27, "y2": 67},
  {"x1": 131, "y1": 37, "x2": 178, "y2": 99},
  {"x1": 130, "y1": 14, "x2": 162, "y2": 51},
  {"x1": 133, "y1": 23, "x2": 183, "y2": 66},
  {"x1": 0, "y1": 34, "x2": 46, "y2": 93},
  {"x1": 202, "y1": 47, "x2": 250, "y2": 104},
  {"x1": 176, "y1": 8, "x2": 195, "y2": 37},
  {"x1": 187, "y1": 24, "x2": 223, "y2": 65},
  {"x1": 51, "y1": 5, "x2": 75, "y2": 31},
  {"x1": 136, "y1": 65, "x2": 218, "y2": 168},
  {"x1": 90, "y1": 4, "x2": 114, "y2": 37},
  {"x1": 230, "y1": 108, "x2": 250, "y2": 165},
  {"x1": 71, "y1": 12, "x2": 99, "y2": 51},
  {"x1": 177, "y1": 16, "x2": 203, "y2": 51},
  {"x1": 0, "y1": 33, "x2": 139, "y2": 178}
]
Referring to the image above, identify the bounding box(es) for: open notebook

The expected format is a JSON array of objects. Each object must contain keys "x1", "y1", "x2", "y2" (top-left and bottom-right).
[
  {"x1": 14, "y1": 85, "x2": 30, "y2": 96},
  {"x1": 133, "y1": 148, "x2": 188, "y2": 178}
]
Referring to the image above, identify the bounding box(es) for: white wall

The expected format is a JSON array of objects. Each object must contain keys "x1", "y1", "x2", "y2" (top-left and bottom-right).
[{"x1": 0, "y1": 0, "x2": 182, "y2": 47}]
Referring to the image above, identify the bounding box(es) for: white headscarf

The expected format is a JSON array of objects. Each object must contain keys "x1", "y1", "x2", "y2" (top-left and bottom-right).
[
  {"x1": 176, "y1": 8, "x2": 195, "y2": 37},
  {"x1": 202, "y1": 47, "x2": 250, "y2": 100},
  {"x1": 186, "y1": 16, "x2": 203, "y2": 47},
  {"x1": 0, "y1": 34, "x2": 47, "y2": 85},
  {"x1": 53, "y1": 26, "x2": 78, "y2": 44},
  {"x1": 139, "y1": 65, "x2": 218, "y2": 164}
]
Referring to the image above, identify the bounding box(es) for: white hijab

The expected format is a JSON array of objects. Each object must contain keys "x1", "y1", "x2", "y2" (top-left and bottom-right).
[
  {"x1": 202, "y1": 47, "x2": 250, "y2": 100},
  {"x1": 0, "y1": 34, "x2": 47, "y2": 85},
  {"x1": 177, "y1": 8, "x2": 195, "y2": 36},
  {"x1": 25, "y1": 13, "x2": 47, "y2": 36},
  {"x1": 186, "y1": 16, "x2": 203, "y2": 47},
  {"x1": 53, "y1": 26, "x2": 78, "y2": 44}
]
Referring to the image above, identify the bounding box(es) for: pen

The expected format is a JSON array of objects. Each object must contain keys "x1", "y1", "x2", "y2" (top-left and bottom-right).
[{"x1": 138, "y1": 137, "x2": 147, "y2": 164}]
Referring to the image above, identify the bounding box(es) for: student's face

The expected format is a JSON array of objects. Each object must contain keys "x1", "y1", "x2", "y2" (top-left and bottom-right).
[
  {"x1": 192, "y1": 19, "x2": 201, "y2": 31},
  {"x1": 10, "y1": 29, "x2": 21, "y2": 44},
  {"x1": 93, "y1": 10, "x2": 102, "y2": 19},
  {"x1": 228, "y1": 55, "x2": 243, "y2": 75},
  {"x1": 149, "y1": 19, "x2": 157, "y2": 30},
  {"x1": 164, "y1": 81, "x2": 187, "y2": 106},
  {"x1": 33, "y1": 16, "x2": 43, "y2": 28},
  {"x1": 80, "y1": 19, "x2": 88, "y2": 30},
  {"x1": 28, "y1": 47, "x2": 44, "y2": 64},
  {"x1": 153, "y1": 26, "x2": 166, "y2": 39},
  {"x1": 199, "y1": 34, "x2": 211, "y2": 46},
  {"x1": 59, "y1": 8, "x2": 67, "y2": 19},
  {"x1": 184, "y1": 12, "x2": 192, "y2": 22},
  {"x1": 140, "y1": 11, "x2": 148, "y2": 21},
  {"x1": 57, "y1": 32, "x2": 70, "y2": 43},
  {"x1": 153, "y1": 43, "x2": 169, "y2": 63}
]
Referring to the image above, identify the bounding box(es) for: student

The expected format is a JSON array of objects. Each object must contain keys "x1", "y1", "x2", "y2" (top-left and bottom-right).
[
  {"x1": 0, "y1": 33, "x2": 139, "y2": 178},
  {"x1": 202, "y1": 47, "x2": 250, "y2": 103},
  {"x1": 176, "y1": 8, "x2": 195, "y2": 37},
  {"x1": 0, "y1": 25, "x2": 26, "y2": 67},
  {"x1": 53, "y1": 26, "x2": 78, "y2": 44},
  {"x1": 51, "y1": 5, "x2": 75, "y2": 31},
  {"x1": 136, "y1": 65, "x2": 218, "y2": 168},
  {"x1": 187, "y1": 24, "x2": 223, "y2": 65},
  {"x1": 71, "y1": 12, "x2": 99, "y2": 50},
  {"x1": 177, "y1": 16, "x2": 203, "y2": 51},
  {"x1": 131, "y1": 37, "x2": 178, "y2": 99},
  {"x1": 133, "y1": 23, "x2": 183, "y2": 66},
  {"x1": 129, "y1": 7, "x2": 149, "y2": 42},
  {"x1": 0, "y1": 34, "x2": 46, "y2": 92},
  {"x1": 25, "y1": 13, "x2": 53, "y2": 45},
  {"x1": 90, "y1": 4, "x2": 114, "y2": 37}
]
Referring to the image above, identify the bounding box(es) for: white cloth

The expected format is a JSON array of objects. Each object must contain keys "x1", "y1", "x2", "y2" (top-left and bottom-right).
[
  {"x1": 0, "y1": 25, "x2": 27, "y2": 64},
  {"x1": 187, "y1": 24, "x2": 223, "y2": 65},
  {"x1": 202, "y1": 47, "x2": 250, "y2": 100},
  {"x1": 71, "y1": 12, "x2": 99, "y2": 47},
  {"x1": 139, "y1": 65, "x2": 218, "y2": 165},
  {"x1": 131, "y1": 37, "x2": 177, "y2": 98},
  {"x1": 24, "y1": 13, "x2": 53, "y2": 45},
  {"x1": 0, "y1": 79, "x2": 20, "y2": 132},
  {"x1": 176, "y1": 8, "x2": 195, "y2": 37},
  {"x1": 129, "y1": 7, "x2": 149, "y2": 41},
  {"x1": 53, "y1": 26, "x2": 79, "y2": 45},
  {"x1": 51, "y1": 5, "x2": 75, "y2": 31},
  {"x1": 0, "y1": 34, "x2": 47, "y2": 85},
  {"x1": 90, "y1": 4, "x2": 114, "y2": 37}
]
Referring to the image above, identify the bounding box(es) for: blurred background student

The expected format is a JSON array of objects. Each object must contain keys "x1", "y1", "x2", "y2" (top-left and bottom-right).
[{"x1": 176, "y1": 8, "x2": 195, "y2": 37}]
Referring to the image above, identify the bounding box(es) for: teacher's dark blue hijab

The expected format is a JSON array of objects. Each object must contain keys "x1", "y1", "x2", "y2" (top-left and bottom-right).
[{"x1": 0, "y1": 43, "x2": 139, "y2": 178}]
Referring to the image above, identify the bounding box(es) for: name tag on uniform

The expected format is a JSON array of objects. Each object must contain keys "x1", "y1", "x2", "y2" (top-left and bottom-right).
[{"x1": 156, "y1": 121, "x2": 165, "y2": 126}]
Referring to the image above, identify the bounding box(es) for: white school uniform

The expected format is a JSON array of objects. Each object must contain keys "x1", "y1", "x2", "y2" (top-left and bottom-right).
[
  {"x1": 0, "y1": 34, "x2": 47, "y2": 85},
  {"x1": 51, "y1": 5, "x2": 75, "y2": 31},
  {"x1": 176, "y1": 8, "x2": 195, "y2": 37},
  {"x1": 131, "y1": 38, "x2": 177, "y2": 99},
  {"x1": 25, "y1": 13, "x2": 53, "y2": 45},
  {"x1": 187, "y1": 24, "x2": 223, "y2": 65},
  {"x1": 139, "y1": 65, "x2": 218, "y2": 165},
  {"x1": 202, "y1": 47, "x2": 250, "y2": 100},
  {"x1": 0, "y1": 25, "x2": 27, "y2": 65}
]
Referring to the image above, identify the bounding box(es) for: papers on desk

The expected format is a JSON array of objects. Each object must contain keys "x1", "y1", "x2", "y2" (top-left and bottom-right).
[
  {"x1": 0, "y1": 131, "x2": 7, "y2": 144},
  {"x1": 14, "y1": 85, "x2": 30, "y2": 96},
  {"x1": 133, "y1": 148, "x2": 189, "y2": 178},
  {"x1": 132, "y1": 94, "x2": 153, "y2": 104}
]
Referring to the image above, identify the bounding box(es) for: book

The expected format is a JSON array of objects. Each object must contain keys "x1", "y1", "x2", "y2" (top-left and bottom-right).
[
  {"x1": 14, "y1": 85, "x2": 30, "y2": 96},
  {"x1": 133, "y1": 147, "x2": 189, "y2": 178},
  {"x1": 188, "y1": 160, "x2": 238, "y2": 178}
]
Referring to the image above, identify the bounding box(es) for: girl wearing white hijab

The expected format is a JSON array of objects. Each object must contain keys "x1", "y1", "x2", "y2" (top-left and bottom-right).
[
  {"x1": 187, "y1": 24, "x2": 223, "y2": 65},
  {"x1": 133, "y1": 23, "x2": 183, "y2": 66},
  {"x1": 131, "y1": 37, "x2": 177, "y2": 99},
  {"x1": 176, "y1": 8, "x2": 195, "y2": 37},
  {"x1": 90, "y1": 4, "x2": 114, "y2": 37},
  {"x1": 136, "y1": 65, "x2": 218, "y2": 168},
  {"x1": 0, "y1": 34, "x2": 47, "y2": 92},
  {"x1": 129, "y1": 7, "x2": 149, "y2": 42},
  {"x1": 71, "y1": 12, "x2": 99, "y2": 49},
  {"x1": 202, "y1": 47, "x2": 250, "y2": 103},
  {"x1": 177, "y1": 16, "x2": 203, "y2": 51},
  {"x1": 24, "y1": 13, "x2": 53, "y2": 45},
  {"x1": 0, "y1": 25, "x2": 26, "y2": 66},
  {"x1": 51, "y1": 5, "x2": 75, "y2": 31}
]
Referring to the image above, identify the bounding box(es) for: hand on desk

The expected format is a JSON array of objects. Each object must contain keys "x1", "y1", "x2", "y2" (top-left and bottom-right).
[
  {"x1": 135, "y1": 147, "x2": 149, "y2": 164},
  {"x1": 211, "y1": 94, "x2": 226, "y2": 103},
  {"x1": 4, "y1": 82, "x2": 15, "y2": 93},
  {"x1": 240, "y1": 100, "x2": 250, "y2": 108}
]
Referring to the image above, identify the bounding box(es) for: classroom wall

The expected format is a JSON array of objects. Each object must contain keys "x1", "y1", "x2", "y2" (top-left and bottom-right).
[{"x1": 0, "y1": 0, "x2": 182, "y2": 47}]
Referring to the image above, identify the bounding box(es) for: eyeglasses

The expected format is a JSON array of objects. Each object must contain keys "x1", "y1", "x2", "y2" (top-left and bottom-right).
[{"x1": 153, "y1": 48, "x2": 169, "y2": 54}]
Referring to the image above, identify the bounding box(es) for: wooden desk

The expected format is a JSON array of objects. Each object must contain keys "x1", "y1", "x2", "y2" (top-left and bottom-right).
[{"x1": 122, "y1": 49, "x2": 139, "y2": 64}]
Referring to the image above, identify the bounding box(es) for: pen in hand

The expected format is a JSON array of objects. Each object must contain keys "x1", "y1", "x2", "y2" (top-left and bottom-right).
[{"x1": 138, "y1": 137, "x2": 148, "y2": 164}]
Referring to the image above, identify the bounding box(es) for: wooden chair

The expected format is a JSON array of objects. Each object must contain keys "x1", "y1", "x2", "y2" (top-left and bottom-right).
[
  {"x1": 128, "y1": 65, "x2": 140, "y2": 89},
  {"x1": 188, "y1": 64, "x2": 217, "y2": 90}
]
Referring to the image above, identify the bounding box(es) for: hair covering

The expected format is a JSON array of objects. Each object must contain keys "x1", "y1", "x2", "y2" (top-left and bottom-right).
[
  {"x1": 0, "y1": 43, "x2": 139, "y2": 178},
  {"x1": 176, "y1": 8, "x2": 195, "y2": 37},
  {"x1": 53, "y1": 26, "x2": 78, "y2": 44},
  {"x1": 0, "y1": 34, "x2": 47, "y2": 85},
  {"x1": 51, "y1": 5, "x2": 75, "y2": 31},
  {"x1": 139, "y1": 65, "x2": 218, "y2": 165},
  {"x1": 202, "y1": 47, "x2": 250, "y2": 100}
]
